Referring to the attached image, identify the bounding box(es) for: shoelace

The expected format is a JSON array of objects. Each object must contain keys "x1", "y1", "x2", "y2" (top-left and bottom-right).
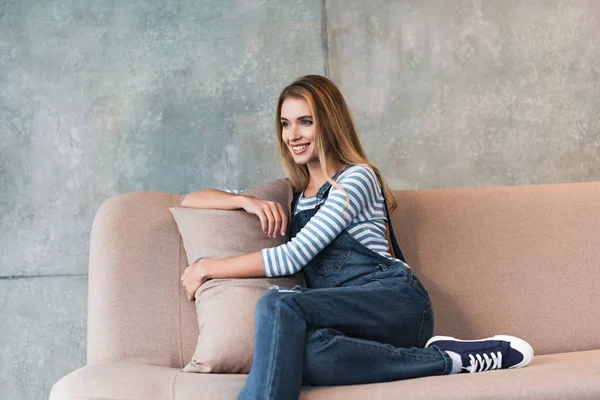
[{"x1": 464, "y1": 351, "x2": 502, "y2": 373}]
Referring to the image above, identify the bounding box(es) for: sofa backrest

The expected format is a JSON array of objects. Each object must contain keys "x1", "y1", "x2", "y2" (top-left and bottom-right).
[
  {"x1": 392, "y1": 181, "x2": 600, "y2": 357},
  {"x1": 87, "y1": 182, "x2": 600, "y2": 368}
]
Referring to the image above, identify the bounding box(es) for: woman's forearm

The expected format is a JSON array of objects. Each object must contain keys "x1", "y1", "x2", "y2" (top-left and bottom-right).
[
  {"x1": 204, "y1": 251, "x2": 266, "y2": 279},
  {"x1": 181, "y1": 251, "x2": 268, "y2": 300},
  {"x1": 181, "y1": 189, "x2": 248, "y2": 210}
]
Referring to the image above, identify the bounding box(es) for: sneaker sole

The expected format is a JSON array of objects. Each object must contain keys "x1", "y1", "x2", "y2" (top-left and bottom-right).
[{"x1": 425, "y1": 335, "x2": 534, "y2": 369}]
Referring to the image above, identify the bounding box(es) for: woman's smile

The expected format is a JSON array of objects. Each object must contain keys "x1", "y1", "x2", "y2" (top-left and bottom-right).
[{"x1": 291, "y1": 143, "x2": 311, "y2": 155}]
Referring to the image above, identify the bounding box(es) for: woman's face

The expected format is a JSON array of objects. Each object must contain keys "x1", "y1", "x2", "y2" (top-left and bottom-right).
[{"x1": 280, "y1": 97, "x2": 317, "y2": 165}]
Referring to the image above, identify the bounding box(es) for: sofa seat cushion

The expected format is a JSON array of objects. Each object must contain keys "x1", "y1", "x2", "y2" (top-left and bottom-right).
[
  {"x1": 49, "y1": 361, "x2": 246, "y2": 400},
  {"x1": 50, "y1": 350, "x2": 600, "y2": 400},
  {"x1": 303, "y1": 350, "x2": 600, "y2": 400}
]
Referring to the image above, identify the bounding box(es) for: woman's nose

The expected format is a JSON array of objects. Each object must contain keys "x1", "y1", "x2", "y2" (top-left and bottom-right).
[
  {"x1": 290, "y1": 126, "x2": 301, "y2": 139},
  {"x1": 290, "y1": 128, "x2": 300, "y2": 142}
]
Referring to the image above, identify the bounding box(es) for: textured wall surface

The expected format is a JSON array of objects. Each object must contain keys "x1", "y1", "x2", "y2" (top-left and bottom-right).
[
  {"x1": 0, "y1": 0, "x2": 325, "y2": 398},
  {"x1": 2, "y1": 0, "x2": 600, "y2": 398},
  {"x1": 0, "y1": 277, "x2": 87, "y2": 400},
  {"x1": 327, "y1": 0, "x2": 600, "y2": 189}
]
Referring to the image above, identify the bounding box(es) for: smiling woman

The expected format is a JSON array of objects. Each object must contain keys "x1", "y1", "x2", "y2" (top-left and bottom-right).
[{"x1": 239, "y1": 76, "x2": 532, "y2": 399}]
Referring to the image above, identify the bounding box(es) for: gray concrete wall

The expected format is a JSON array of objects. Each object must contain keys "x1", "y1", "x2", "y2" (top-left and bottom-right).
[
  {"x1": 327, "y1": 0, "x2": 600, "y2": 189},
  {"x1": 0, "y1": 0, "x2": 325, "y2": 398},
  {"x1": 2, "y1": 0, "x2": 599, "y2": 398}
]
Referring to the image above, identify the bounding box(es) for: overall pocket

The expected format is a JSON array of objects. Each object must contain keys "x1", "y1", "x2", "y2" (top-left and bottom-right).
[
  {"x1": 410, "y1": 276, "x2": 431, "y2": 304},
  {"x1": 314, "y1": 240, "x2": 352, "y2": 275},
  {"x1": 365, "y1": 262, "x2": 413, "y2": 284},
  {"x1": 417, "y1": 306, "x2": 434, "y2": 348}
]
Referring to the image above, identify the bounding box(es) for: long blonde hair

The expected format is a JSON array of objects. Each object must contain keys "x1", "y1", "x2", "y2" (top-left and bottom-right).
[{"x1": 275, "y1": 75, "x2": 399, "y2": 256}]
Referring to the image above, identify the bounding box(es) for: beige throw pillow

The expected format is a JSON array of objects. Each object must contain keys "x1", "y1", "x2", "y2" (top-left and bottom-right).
[{"x1": 169, "y1": 178, "x2": 305, "y2": 373}]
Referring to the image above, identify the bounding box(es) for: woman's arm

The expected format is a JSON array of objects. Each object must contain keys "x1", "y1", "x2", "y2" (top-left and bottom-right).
[
  {"x1": 181, "y1": 189, "x2": 248, "y2": 210},
  {"x1": 181, "y1": 251, "x2": 266, "y2": 300},
  {"x1": 261, "y1": 164, "x2": 375, "y2": 277},
  {"x1": 207, "y1": 251, "x2": 265, "y2": 278}
]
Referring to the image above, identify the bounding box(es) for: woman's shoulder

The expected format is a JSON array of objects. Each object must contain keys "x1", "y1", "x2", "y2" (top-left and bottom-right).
[{"x1": 339, "y1": 163, "x2": 379, "y2": 183}]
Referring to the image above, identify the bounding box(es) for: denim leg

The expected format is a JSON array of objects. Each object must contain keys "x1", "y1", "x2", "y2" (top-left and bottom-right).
[
  {"x1": 239, "y1": 282, "x2": 452, "y2": 399},
  {"x1": 238, "y1": 287, "x2": 306, "y2": 400},
  {"x1": 302, "y1": 328, "x2": 450, "y2": 386}
]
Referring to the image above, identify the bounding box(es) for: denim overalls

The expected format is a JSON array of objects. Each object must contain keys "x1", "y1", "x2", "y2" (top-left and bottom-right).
[{"x1": 239, "y1": 167, "x2": 452, "y2": 400}]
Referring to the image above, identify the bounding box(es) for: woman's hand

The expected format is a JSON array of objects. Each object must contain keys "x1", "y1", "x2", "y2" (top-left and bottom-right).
[
  {"x1": 181, "y1": 259, "x2": 210, "y2": 301},
  {"x1": 240, "y1": 195, "x2": 288, "y2": 238}
]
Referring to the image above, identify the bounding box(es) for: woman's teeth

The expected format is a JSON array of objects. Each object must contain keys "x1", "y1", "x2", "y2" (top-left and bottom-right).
[{"x1": 292, "y1": 143, "x2": 310, "y2": 154}]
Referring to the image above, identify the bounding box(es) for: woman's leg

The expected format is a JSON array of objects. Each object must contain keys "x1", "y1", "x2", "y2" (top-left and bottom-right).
[
  {"x1": 238, "y1": 280, "x2": 450, "y2": 400},
  {"x1": 302, "y1": 327, "x2": 449, "y2": 386}
]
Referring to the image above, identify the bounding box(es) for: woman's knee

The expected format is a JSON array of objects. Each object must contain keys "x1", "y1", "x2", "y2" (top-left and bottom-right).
[
  {"x1": 255, "y1": 289, "x2": 280, "y2": 314},
  {"x1": 255, "y1": 286, "x2": 299, "y2": 315}
]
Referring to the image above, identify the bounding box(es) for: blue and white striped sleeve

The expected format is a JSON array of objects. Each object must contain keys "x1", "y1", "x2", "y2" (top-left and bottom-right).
[{"x1": 261, "y1": 164, "x2": 380, "y2": 277}]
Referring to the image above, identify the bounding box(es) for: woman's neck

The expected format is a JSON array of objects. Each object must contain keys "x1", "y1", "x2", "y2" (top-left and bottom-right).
[{"x1": 303, "y1": 160, "x2": 348, "y2": 196}]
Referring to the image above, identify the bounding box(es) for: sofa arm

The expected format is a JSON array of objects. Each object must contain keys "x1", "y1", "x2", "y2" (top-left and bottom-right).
[{"x1": 87, "y1": 191, "x2": 199, "y2": 368}]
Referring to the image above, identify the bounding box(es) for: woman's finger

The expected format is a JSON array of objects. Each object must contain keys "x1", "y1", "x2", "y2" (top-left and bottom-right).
[
  {"x1": 269, "y1": 202, "x2": 282, "y2": 237},
  {"x1": 263, "y1": 204, "x2": 275, "y2": 237},
  {"x1": 275, "y1": 202, "x2": 287, "y2": 235},
  {"x1": 257, "y1": 211, "x2": 267, "y2": 234}
]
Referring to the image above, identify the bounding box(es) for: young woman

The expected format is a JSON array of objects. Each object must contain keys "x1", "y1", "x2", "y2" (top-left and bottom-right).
[{"x1": 180, "y1": 75, "x2": 534, "y2": 399}]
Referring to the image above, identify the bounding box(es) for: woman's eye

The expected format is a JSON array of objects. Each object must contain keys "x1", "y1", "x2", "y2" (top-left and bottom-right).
[
  {"x1": 301, "y1": 120, "x2": 312, "y2": 126},
  {"x1": 281, "y1": 121, "x2": 289, "y2": 128}
]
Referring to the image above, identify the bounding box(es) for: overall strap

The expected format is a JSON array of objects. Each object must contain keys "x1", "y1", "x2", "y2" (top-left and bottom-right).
[
  {"x1": 378, "y1": 179, "x2": 406, "y2": 262},
  {"x1": 291, "y1": 190, "x2": 300, "y2": 216},
  {"x1": 315, "y1": 166, "x2": 350, "y2": 211},
  {"x1": 291, "y1": 167, "x2": 349, "y2": 216}
]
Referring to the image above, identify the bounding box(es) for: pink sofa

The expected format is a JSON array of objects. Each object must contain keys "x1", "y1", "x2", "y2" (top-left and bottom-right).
[{"x1": 50, "y1": 181, "x2": 600, "y2": 399}]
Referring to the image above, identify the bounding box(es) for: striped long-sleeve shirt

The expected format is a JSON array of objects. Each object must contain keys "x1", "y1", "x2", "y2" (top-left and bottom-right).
[{"x1": 224, "y1": 164, "x2": 399, "y2": 277}]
